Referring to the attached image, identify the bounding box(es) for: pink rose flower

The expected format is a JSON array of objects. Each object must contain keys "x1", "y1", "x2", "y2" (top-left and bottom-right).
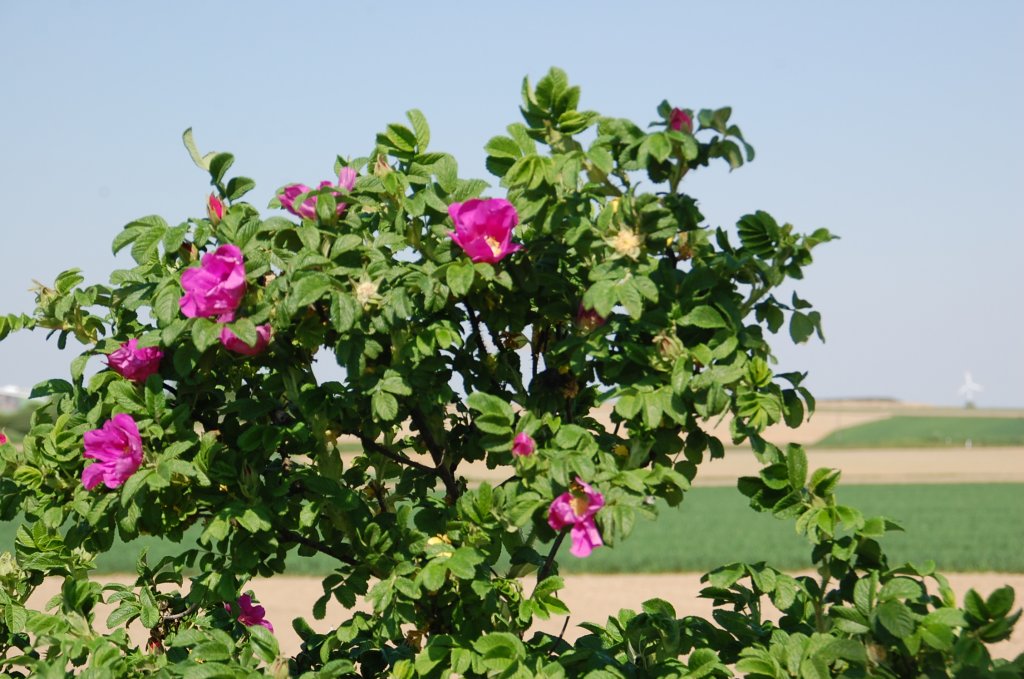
[
  {"x1": 207, "y1": 194, "x2": 224, "y2": 224},
  {"x1": 107, "y1": 339, "x2": 164, "y2": 382},
  {"x1": 512, "y1": 432, "x2": 535, "y2": 457},
  {"x1": 279, "y1": 168, "x2": 357, "y2": 220},
  {"x1": 576, "y1": 303, "x2": 606, "y2": 332},
  {"x1": 448, "y1": 198, "x2": 522, "y2": 264},
  {"x1": 225, "y1": 594, "x2": 273, "y2": 632},
  {"x1": 179, "y1": 244, "x2": 247, "y2": 322},
  {"x1": 669, "y1": 107, "x2": 693, "y2": 134},
  {"x1": 219, "y1": 323, "x2": 272, "y2": 356},
  {"x1": 547, "y1": 477, "x2": 605, "y2": 558},
  {"x1": 82, "y1": 414, "x2": 143, "y2": 490},
  {"x1": 0, "y1": 431, "x2": 7, "y2": 445}
]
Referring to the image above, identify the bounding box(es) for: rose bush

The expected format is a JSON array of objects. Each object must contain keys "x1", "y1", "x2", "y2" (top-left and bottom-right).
[{"x1": 0, "y1": 68, "x2": 1019, "y2": 677}]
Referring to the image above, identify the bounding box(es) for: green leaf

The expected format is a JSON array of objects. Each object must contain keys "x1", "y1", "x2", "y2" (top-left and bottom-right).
[
  {"x1": 875, "y1": 600, "x2": 915, "y2": 638},
  {"x1": 681, "y1": 305, "x2": 729, "y2": 329},
  {"x1": 879, "y1": 577, "x2": 923, "y2": 602},
  {"x1": 152, "y1": 280, "x2": 181, "y2": 325},
  {"x1": 139, "y1": 587, "x2": 160, "y2": 628},
  {"x1": 446, "y1": 261, "x2": 475, "y2": 296},
  {"x1": 208, "y1": 153, "x2": 235, "y2": 185},
  {"x1": 226, "y1": 176, "x2": 255, "y2": 201},
  {"x1": 379, "y1": 373, "x2": 412, "y2": 396},
  {"x1": 645, "y1": 132, "x2": 672, "y2": 163},
  {"x1": 4, "y1": 604, "x2": 27, "y2": 633},
  {"x1": 467, "y1": 392, "x2": 514, "y2": 422},
  {"x1": 191, "y1": 318, "x2": 220, "y2": 352},
  {"x1": 786, "y1": 446, "x2": 808, "y2": 489},
  {"x1": 485, "y1": 136, "x2": 523, "y2": 160},
  {"x1": 371, "y1": 391, "x2": 399, "y2": 422},
  {"x1": 248, "y1": 624, "x2": 279, "y2": 663},
  {"x1": 225, "y1": 317, "x2": 257, "y2": 346},
  {"x1": 406, "y1": 109, "x2": 430, "y2": 150},
  {"x1": 986, "y1": 585, "x2": 1016, "y2": 618},
  {"x1": 384, "y1": 123, "x2": 417, "y2": 153},
  {"x1": 330, "y1": 293, "x2": 357, "y2": 333},
  {"x1": 583, "y1": 280, "x2": 617, "y2": 318},
  {"x1": 420, "y1": 560, "x2": 446, "y2": 592},
  {"x1": 289, "y1": 273, "x2": 335, "y2": 312},
  {"x1": 473, "y1": 632, "x2": 525, "y2": 672},
  {"x1": 790, "y1": 311, "x2": 815, "y2": 343},
  {"x1": 182, "y1": 127, "x2": 215, "y2": 171},
  {"x1": 737, "y1": 211, "x2": 779, "y2": 257}
]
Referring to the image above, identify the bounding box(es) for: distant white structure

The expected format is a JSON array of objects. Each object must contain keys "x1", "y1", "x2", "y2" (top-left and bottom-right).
[{"x1": 957, "y1": 371, "x2": 983, "y2": 408}]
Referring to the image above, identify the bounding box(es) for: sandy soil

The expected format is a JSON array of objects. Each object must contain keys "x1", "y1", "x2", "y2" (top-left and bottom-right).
[{"x1": 458, "y1": 446, "x2": 1024, "y2": 487}]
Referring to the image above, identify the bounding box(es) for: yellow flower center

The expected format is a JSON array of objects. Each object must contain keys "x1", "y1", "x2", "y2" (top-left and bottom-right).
[
  {"x1": 484, "y1": 236, "x2": 502, "y2": 257},
  {"x1": 570, "y1": 494, "x2": 590, "y2": 517}
]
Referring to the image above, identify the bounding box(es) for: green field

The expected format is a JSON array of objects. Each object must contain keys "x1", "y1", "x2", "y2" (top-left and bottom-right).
[
  {"x1": 562, "y1": 483, "x2": 1024, "y2": 573},
  {"x1": 2, "y1": 483, "x2": 1021, "y2": 575},
  {"x1": 816, "y1": 416, "x2": 1024, "y2": 448}
]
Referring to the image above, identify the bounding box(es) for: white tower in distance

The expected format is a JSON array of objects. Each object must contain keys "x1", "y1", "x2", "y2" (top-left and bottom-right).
[{"x1": 958, "y1": 371, "x2": 983, "y2": 409}]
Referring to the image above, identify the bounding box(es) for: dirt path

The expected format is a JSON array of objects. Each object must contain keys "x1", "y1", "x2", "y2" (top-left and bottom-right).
[{"x1": 29, "y1": 571, "x2": 1024, "y2": 661}]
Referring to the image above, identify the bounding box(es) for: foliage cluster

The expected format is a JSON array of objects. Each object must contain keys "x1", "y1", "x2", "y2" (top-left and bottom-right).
[{"x1": 0, "y1": 68, "x2": 1019, "y2": 677}]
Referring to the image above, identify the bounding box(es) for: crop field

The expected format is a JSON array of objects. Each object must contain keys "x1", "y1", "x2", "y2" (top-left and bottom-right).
[
  {"x1": 816, "y1": 416, "x2": 1024, "y2": 448},
  {"x1": 562, "y1": 483, "x2": 1024, "y2": 573}
]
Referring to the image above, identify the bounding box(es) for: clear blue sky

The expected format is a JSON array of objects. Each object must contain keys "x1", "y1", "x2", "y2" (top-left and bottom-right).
[{"x1": 1, "y1": 2, "x2": 1022, "y2": 407}]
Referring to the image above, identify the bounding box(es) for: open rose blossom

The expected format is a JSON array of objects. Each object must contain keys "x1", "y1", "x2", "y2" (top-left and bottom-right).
[
  {"x1": 669, "y1": 107, "x2": 693, "y2": 133},
  {"x1": 279, "y1": 167, "x2": 357, "y2": 220},
  {"x1": 107, "y1": 339, "x2": 164, "y2": 382},
  {"x1": 225, "y1": 594, "x2": 273, "y2": 632},
  {"x1": 207, "y1": 193, "x2": 225, "y2": 224},
  {"x1": 179, "y1": 244, "x2": 246, "y2": 322},
  {"x1": 219, "y1": 323, "x2": 272, "y2": 356},
  {"x1": 82, "y1": 414, "x2": 143, "y2": 490},
  {"x1": 0, "y1": 431, "x2": 7, "y2": 445},
  {"x1": 547, "y1": 477, "x2": 605, "y2": 558},
  {"x1": 448, "y1": 198, "x2": 522, "y2": 263},
  {"x1": 512, "y1": 432, "x2": 535, "y2": 457}
]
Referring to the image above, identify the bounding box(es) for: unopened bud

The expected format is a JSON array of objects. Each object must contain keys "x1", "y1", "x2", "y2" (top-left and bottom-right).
[
  {"x1": 669, "y1": 107, "x2": 693, "y2": 134},
  {"x1": 207, "y1": 194, "x2": 225, "y2": 225},
  {"x1": 654, "y1": 330, "x2": 684, "y2": 365},
  {"x1": 576, "y1": 303, "x2": 606, "y2": 333},
  {"x1": 374, "y1": 154, "x2": 392, "y2": 178}
]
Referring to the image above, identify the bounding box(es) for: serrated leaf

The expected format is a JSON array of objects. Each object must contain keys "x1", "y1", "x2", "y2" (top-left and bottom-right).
[
  {"x1": 191, "y1": 318, "x2": 220, "y2": 351},
  {"x1": 406, "y1": 109, "x2": 430, "y2": 150},
  {"x1": 681, "y1": 305, "x2": 728, "y2": 329},
  {"x1": 786, "y1": 446, "x2": 808, "y2": 489},
  {"x1": 248, "y1": 624, "x2": 279, "y2": 663},
  {"x1": 446, "y1": 262, "x2": 474, "y2": 296},
  {"x1": 879, "y1": 577, "x2": 923, "y2": 602},
  {"x1": 139, "y1": 587, "x2": 160, "y2": 628},
  {"x1": 289, "y1": 273, "x2": 334, "y2": 312},
  {"x1": 875, "y1": 600, "x2": 915, "y2": 638},
  {"x1": 371, "y1": 391, "x2": 398, "y2": 422},
  {"x1": 485, "y1": 136, "x2": 523, "y2": 160}
]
